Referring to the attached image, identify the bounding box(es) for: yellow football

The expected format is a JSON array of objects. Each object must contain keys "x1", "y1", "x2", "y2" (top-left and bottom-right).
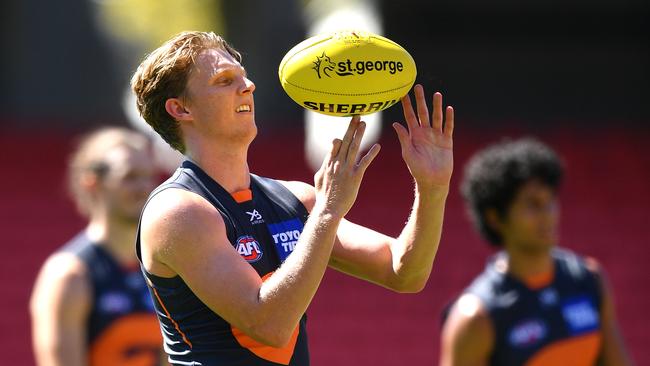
[{"x1": 278, "y1": 30, "x2": 417, "y2": 117}]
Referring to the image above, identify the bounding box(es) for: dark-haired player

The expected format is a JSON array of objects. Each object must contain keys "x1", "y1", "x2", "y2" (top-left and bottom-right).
[{"x1": 440, "y1": 138, "x2": 632, "y2": 366}]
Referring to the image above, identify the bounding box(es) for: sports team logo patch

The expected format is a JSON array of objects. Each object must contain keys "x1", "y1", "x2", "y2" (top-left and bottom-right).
[
  {"x1": 508, "y1": 319, "x2": 547, "y2": 348},
  {"x1": 561, "y1": 296, "x2": 600, "y2": 335},
  {"x1": 236, "y1": 236, "x2": 263, "y2": 263},
  {"x1": 98, "y1": 292, "x2": 133, "y2": 314},
  {"x1": 267, "y1": 218, "x2": 304, "y2": 263},
  {"x1": 246, "y1": 209, "x2": 264, "y2": 225}
]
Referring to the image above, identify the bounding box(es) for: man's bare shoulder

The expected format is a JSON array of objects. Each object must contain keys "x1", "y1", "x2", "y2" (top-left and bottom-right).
[
  {"x1": 583, "y1": 256, "x2": 603, "y2": 275},
  {"x1": 31, "y1": 252, "x2": 91, "y2": 312},
  {"x1": 449, "y1": 293, "x2": 490, "y2": 323},
  {"x1": 277, "y1": 180, "x2": 315, "y2": 211},
  {"x1": 140, "y1": 188, "x2": 229, "y2": 274},
  {"x1": 441, "y1": 293, "x2": 493, "y2": 366},
  {"x1": 43, "y1": 251, "x2": 87, "y2": 276},
  {"x1": 443, "y1": 293, "x2": 493, "y2": 345},
  {"x1": 142, "y1": 188, "x2": 225, "y2": 232}
]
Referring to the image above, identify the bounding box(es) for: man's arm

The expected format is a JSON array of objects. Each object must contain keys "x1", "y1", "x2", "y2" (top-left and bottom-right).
[
  {"x1": 30, "y1": 253, "x2": 91, "y2": 366},
  {"x1": 282, "y1": 182, "x2": 447, "y2": 293},
  {"x1": 284, "y1": 85, "x2": 453, "y2": 292},
  {"x1": 586, "y1": 260, "x2": 634, "y2": 366},
  {"x1": 439, "y1": 294, "x2": 494, "y2": 366},
  {"x1": 140, "y1": 117, "x2": 380, "y2": 348}
]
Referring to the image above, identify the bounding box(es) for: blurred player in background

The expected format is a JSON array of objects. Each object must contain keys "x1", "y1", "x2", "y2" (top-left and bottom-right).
[
  {"x1": 440, "y1": 138, "x2": 632, "y2": 366},
  {"x1": 30, "y1": 127, "x2": 165, "y2": 366},
  {"x1": 130, "y1": 31, "x2": 454, "y2": 365}
]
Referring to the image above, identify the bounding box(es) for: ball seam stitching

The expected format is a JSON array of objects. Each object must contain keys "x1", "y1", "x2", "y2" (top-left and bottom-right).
[{"x1": 284, "y1": 79, "x2": 415, "y2": 97}]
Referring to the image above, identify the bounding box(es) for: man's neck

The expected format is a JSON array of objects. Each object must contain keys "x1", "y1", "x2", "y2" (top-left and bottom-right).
[
  {"x1": 85, "y1": 217, "x2": 139, "y2": 267},
  {"x1": 186, "y1": 142, "x2": 251, "y2": 193},
  {"x1": 502, "y1": 245, "x2": 554, "y2": 285}
]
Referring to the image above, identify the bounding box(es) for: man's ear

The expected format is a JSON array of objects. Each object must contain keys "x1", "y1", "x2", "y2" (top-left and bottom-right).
[
  {"x1": 165, "y1": 97, "x2": 192, "y2": 121},
  {"x1": 485, "y1": 208, "x2": 504, "y2": 233}
]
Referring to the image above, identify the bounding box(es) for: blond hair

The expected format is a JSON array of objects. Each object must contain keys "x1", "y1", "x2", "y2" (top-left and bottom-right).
[
  {"x1": 131, "y1": 31, "x2": 242, "y2": 153},
  {"x1": 67, "y1": 127, "x2": 150, "y2": 217}
]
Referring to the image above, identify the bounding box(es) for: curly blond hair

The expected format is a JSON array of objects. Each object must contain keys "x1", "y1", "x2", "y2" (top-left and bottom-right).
[{"x1": 131, "y1": 31, "x2": 241, "y2": 153}]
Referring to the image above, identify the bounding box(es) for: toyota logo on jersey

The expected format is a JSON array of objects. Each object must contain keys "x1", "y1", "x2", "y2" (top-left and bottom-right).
[
  {"x1": 236, "y1": 236, "x2": 263, "y2": 263},
  {"x1": 267, "y1": 218, "x2": 304, "y2": 263}
]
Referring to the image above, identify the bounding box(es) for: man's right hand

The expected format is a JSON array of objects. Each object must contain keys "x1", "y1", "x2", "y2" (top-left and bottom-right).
[{"x1": 313, "y1": 116, "x2": 381, "y2": 219}]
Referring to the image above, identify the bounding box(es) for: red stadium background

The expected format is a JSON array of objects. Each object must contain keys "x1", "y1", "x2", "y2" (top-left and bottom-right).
[
  {"x1": 2, "y1": 123, "x2": 648, "y2": 365},
  {"x1": 2, "y1": 0, "x2": 648, "y2": 364}
]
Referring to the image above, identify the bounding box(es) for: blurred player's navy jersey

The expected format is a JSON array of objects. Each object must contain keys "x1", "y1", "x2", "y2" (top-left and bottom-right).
[
  {"x1": 136, "y1": 160, "x2": 311, "y2": 366},
  {"x1": 62, "y1": 233, "x2": 163, "y2": 366},
  {"x1": 455, "y1": 248, "x2": 603, "y2": 366}
]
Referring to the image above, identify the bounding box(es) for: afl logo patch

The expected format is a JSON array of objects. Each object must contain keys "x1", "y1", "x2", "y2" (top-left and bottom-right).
[
  {"x1": 236, "y1": 236, "x2": 263, "y2": 263},
  {"x1": 508, "y1": 319, "x2": 547, "y2": 348}
]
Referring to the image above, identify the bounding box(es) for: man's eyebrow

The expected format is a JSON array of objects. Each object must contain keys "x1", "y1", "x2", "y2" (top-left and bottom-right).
[
  {"x1": 210, "y1": 66, "x2": 247, "y2": 78},
  {"x1": 232, "y1": 66, "x2": 247, "y2": 77}
]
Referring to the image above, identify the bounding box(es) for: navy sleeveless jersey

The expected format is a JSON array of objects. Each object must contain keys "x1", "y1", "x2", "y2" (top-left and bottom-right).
[
  {"x1": 136, "y1": 160, "x2": 311, "y2": 366},
  {"x1": 460, "y1": 248, "x2": 603, "y2": 366},
  {"x1": 62, "y1": 233, "x2": 163, "y2": 366}
]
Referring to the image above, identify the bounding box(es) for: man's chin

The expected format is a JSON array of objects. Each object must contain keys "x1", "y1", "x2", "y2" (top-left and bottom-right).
[
  {"x1": 519, "y1": 241, "x2": 556, "y2": 256},
  {"x1": 114, "y1": 211, "x2": 143, "y2": 226}
]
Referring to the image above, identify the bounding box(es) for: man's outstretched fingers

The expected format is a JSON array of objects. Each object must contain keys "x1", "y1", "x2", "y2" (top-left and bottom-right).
[
  {"x1": 346, "y1": 121, "x2": 366, "y2": 164},
  {"x1": 338, "y1": 116, "x2": 360, "y2": 161},
  {"x1": 357, "y1": 143, "x2": 381, "y2": 172},
  {"x1": 415, "y1": 85, "x2": 430, "y2": 128},
  {"x1": 320, "y1": 138, "x2": 342, "y2": 170},
  {"x1": 401, "y1": 91, "x2": 419, "y2": 131},
  {"x1": 432, "y1": 92, "x2": 443, "y2": 132},
  {"x1": 444, "y1": 106, "x2": 454, "y2": 138}
]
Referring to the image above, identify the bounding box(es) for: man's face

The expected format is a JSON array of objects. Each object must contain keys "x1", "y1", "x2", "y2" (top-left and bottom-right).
[
  {"x1": 498, "y1": 180, "x2": 560, "y2": 253},
  {"x1": 182, "y1": 48, "x2": 257, "y2": 145},
  {"x1": 99, "y1": 146, "x2": 157, "y2": 224}
]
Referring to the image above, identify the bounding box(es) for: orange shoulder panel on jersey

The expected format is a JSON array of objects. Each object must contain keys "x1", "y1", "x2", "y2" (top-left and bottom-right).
[{"x1": 525, "y1": 331, "x2": 602, "y2": 366}]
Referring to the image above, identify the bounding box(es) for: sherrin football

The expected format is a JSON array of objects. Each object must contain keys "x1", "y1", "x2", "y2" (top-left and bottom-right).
[{"x1": 278, "y1": 30, "x2": 417, "y2": 117}]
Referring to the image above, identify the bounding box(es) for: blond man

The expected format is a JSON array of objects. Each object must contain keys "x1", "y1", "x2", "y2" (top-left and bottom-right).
[{"x1": 132, "y1": 31, "x2": 454, "y2": 365}]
